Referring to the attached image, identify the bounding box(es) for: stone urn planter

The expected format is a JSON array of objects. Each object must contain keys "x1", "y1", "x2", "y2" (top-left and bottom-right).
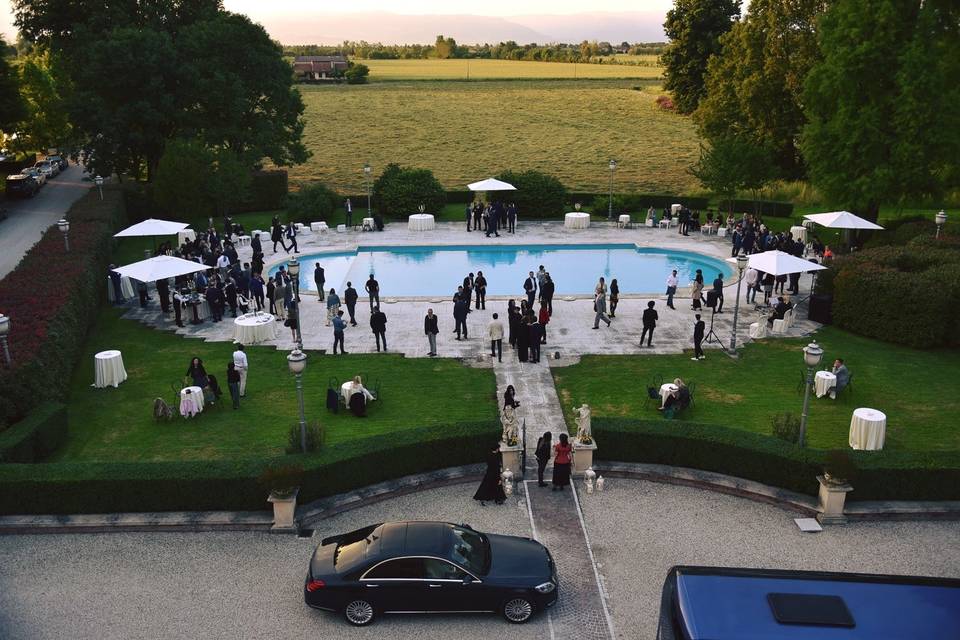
[
  {"x1": 268, "y1": 488, "x2": 299, "y2": 533},
  {"x1": 499, "y1": 441, "x2": 523, "y2": 478},
  {"x1": 572, "y1": 439, "x2": 597, "y2": 474},
  {"x1": 816, "y1": 475, "x2": 853, "y2": 525}
]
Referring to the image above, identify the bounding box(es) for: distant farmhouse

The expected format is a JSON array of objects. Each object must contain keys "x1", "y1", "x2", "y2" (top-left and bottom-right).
[{"x1": 293, "y1": 55, "x2": 349, "y2": 82}]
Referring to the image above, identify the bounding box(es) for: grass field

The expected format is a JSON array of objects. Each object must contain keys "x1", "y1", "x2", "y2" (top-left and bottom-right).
[
  {"x1": 292, "y1": 80, "x2": 700, "y2": 194},
  {"x1": 552, "y1": 326, "x2": 960, "y2": 452},
  {"x1": 56, "y1": 308, "x2": 497, "y2": 462},
  {"x1": 358, "y1": 57, "x2": 662, "y2": 81}
]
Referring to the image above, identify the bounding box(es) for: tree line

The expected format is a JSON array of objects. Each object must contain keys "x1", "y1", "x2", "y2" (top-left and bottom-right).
[{"x1": 662, "y1": 0, "x2": 959, "y2": 221}]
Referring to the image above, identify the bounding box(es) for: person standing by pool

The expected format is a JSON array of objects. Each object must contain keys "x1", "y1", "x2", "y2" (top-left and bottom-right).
[
  {"x1": 325, "y1": 288, "x2": 340, "y2": 327},
  {"x1": 485, "y1": 204, "x2": 500, "y2": 238},
  {"x1": 488, "y1": 312, "x2": 504, "y2": 362},
  {"x1": 475, "y1": 271, "x2": 487, "y2": 309},
  {"x1": 712, "y1": 273, "x2": 725, "y2": 313},
  {"x1": 370, "y1": 305, "x2": 387, "y2": 352},
  {"x1": 365, "y1": 274, "x2": 380, "y2": 310},
  {"x1": 609, "y1": 278, "x2": 620, "y2": 318},
  {"x1": 332, "y1": 310, "x2": 347, "y2": 354},
  {"x1": 665, "y1": 270, "x2": 679, "y2": 310},
  {"x1": 424, "y1": 308, "x2": 439, "y2": 356},
  {"x1": 641, "y1": 300, "x2": 658, "y2": 347},
  {"x1": 593, "y1": 290, "x2": 611, "y2": 329},
  {"x1": 343, "y1": 282, "x2": 359, "y2": 326},
  {"x1": 453, "y1": 294, "x2": 469, "y2": 340},
  {"x1": 507, "y1": 202, "x2": 517, "y2": 233},
  {"x1": 541, "y1": 273, "x2": 555, "y2": 316},
  {"x1": 523, "y1": 271, "x2": 536, "y2": 308},
  {"x1": 313, "y1": 263, "x2": 325, "y2": 302},
  {"x1": 344, "y1": 198, "x2": 353, "y2": 228},
  {"x1": 465, "y1": 203, "x2": 472, "y2": 231}
]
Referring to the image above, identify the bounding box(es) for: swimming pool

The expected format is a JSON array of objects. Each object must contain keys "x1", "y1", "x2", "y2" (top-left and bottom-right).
[{"x1": 270, "y1": 244, "x2": 732, "y2": 297}]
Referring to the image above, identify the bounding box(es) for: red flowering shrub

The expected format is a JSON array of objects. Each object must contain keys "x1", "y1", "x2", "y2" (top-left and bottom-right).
[
  {"x1": 655, "y1": 95, "x2": 675, "y2": 111},
  {"x1": 0, "y1": 187, "x2": 127, "y2": 431}
]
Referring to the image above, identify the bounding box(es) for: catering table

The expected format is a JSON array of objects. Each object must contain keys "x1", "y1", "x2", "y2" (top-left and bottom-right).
[
  {"x1": 716, "y1": 227, "x2": 728, "y2": 238},
  {"x1": 407, "y1": 214, "x2": 435, "y2": 231},
  {"x1": 180, "y1": 386, "x2": 205, "y2": 418},
  {"x1": 362, "y1": 217, "x2": 375, "y2": 231},
  {"x1": 233, "y1": 312, "x2": 277, "y2": 344},
  {"x1": 748, "y1": 322, "x2": 767, "y2": 339},
  {"x1": 618, "y1": 214, "x2": 631, "y2": 228},
  {"x1": 310, "y1": 221, "x2": 329, "y2": 233},
  {"x1": 177, "y1": 229, "x2": 197, "y2": 246},
  {"x1": 107, "y1": 275, "x2": 136, "y2": 302},
  {"x1": 94, "y1": 350, "x2": 127, "y2": 388},
  {"x1": 849, "y1": 408, "x2": 886, "y2": 450},
  {"x1": 659, "y1": 382, "x2": 678, "y2": 408},
  {"x1": 815, "y1": 371, "x2": 837, "y2": 398},
  {"x1": 790, "y1": 225, "x2": 808, "y2": 243},
  {"x1": 176, "y1": 293, "x2": 209, "y2": 324},
  {"x1": 564, "y1": 212, "x2": 590, "y2": 229},
  {"x1": 236, "y1": 235, "x2": 251, "y2": 247}
]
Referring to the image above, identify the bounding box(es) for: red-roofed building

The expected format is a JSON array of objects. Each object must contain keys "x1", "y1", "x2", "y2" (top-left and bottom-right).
[{"x1": 293, "y1": 55, "x2": 349, "y2": 82}]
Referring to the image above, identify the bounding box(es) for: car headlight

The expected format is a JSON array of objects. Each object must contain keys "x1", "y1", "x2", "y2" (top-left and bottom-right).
[{"x1": 535, "y1": 581, "x2": 556, "y2": 594}]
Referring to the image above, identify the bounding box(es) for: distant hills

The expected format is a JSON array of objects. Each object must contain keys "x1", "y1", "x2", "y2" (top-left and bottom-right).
[{"x1": 264, "y1": 12, "x2": 667, "y2": 46}]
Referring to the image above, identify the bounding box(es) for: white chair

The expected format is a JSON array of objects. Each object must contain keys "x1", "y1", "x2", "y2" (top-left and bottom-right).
[
  {"x1": 658, "y1": 219, "x2": 670, "y2": 230},
  {"x1": 772, "y1": 310, "x2": 792, "y2": 335},
  {"x1": 237, "y1": 235, "x2": 251, "y2": 247},
  {"x1": 336, "y1": 224, "x2": 346, "y2": 233},
  {"x1": 749, "y1": 322, "x2": 767, "y2": 339},
  {"x1": 646, "y1": 218, "x2": 654, "y2": 228}
]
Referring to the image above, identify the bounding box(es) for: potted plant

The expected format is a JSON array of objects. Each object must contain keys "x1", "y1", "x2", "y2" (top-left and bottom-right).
[{"x1": 259, "y1": 464, "x2": 304, "y2": 532}]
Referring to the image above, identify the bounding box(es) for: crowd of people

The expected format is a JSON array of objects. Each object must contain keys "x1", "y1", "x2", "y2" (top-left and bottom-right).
[{"x1": 465, "y1": 201, "x2": 519, "y2": 236}]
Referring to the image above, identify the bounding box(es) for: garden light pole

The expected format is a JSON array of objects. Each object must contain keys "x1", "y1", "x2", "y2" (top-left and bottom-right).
[
  {"x1": 936, "y1": 210, "x2": 947, "y2": 239},
  {"x1": 0, "y1": 314, "x2": 10, "y2": 367},
  {"x1": 57, "y1": 218, "x2": 70, "y2": 252},
  {"x1": 287, "y1": 257, "x2": 302, "y2": 349},
  {"x1": 363, "y1": 163, "x2": 372, "y2": 218},
  {"x1": 287, "y1": 349, "x2": 308, "y2": 453},
  {"x1": 607, "y1": 159, "x2": 617, "y2": 220},
  {"x1": 94, "y1": 175, "x2": 104, "y2": 200},
  {"x1": 729, "y1": 252, "x2": 749, "y2": 355},
  {"x1": 798, "y1": 341, "x2": 824, "y2": 447}
]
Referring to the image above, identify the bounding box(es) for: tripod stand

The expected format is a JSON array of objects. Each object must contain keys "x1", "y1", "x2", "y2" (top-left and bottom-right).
[{"x1": 703, "y1": 306, "x2": 728, "y2": 353}]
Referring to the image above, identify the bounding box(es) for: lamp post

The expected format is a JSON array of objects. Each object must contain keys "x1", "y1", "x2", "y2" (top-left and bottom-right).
[
  {"x1": 0, "y1": 314, "x2": 10, "y2": 367},
  {"x1": 935, "y1": 210, "x2": 947, "y2": 239},
  {"x1": 607, "y1": 159, "x2": 617, "y2": 220},
  {"x1": 363, "y1": 163, "x2": 372, "y2": 218},
  {"x1": 57, "y1": 218, "x2": 70, "y2": 252},
  {"x1": 94, "y1": 175, "x2": 104, "y2": 200},
  {"x1": 729, "y1": 252, "x2": 749, "y2": 355},
  {"x1": 798, "y1": 341, "x2": 824, "y2": 447},
  {"x1": 286, "y1": 257, "x2": 302, "y2": 349},
  {"x1": 287, "y1": 349, "x2": 308, "y2": 453}
]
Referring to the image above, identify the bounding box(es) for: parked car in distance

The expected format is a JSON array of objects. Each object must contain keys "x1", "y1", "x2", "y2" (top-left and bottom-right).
[
  {"x1": 47, "y1": 155, "x2": 68, "y2": 172},
  {"x1": 305, "y1": 521, "x2": 559, "y2": 626},
  {"x1": 6, "y1": 174, "x2": 40, "y2": 198},
  {"x1": 35, "y1": 160, "x2": 59, "y2": 178},
  {"x1": 21, "y1": 167, "x2": 46, "y2": 187}
]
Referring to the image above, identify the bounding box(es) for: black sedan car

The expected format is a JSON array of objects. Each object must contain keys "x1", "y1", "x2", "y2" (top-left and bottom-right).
[{"x1": 304, "y1": 521, "x2": 558, "y2": 626}]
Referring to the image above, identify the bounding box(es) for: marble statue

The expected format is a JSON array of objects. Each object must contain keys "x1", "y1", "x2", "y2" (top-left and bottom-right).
[
  {"x1": 500, "y1": 403, "x2": 519, "y2": 445},
  {"x1": 574, "y1": 404, "x2": 592, "y2": 442}
]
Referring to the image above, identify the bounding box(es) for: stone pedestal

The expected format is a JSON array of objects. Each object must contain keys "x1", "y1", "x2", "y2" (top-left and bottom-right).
[
  {"x1": 268, "y1": 488, "x2": 299, "y2": 533},
  {"x1": 500, "y1": 442, "x2": 523, "y2": 478},
  {"x1": 572, "y1": 439, "x2": 597, "y2": 474},
  {"x1": 816, "y1": 475, "x2": 853, "y2": 525}
]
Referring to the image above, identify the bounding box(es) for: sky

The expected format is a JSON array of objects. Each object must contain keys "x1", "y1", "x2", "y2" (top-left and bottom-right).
[{"x1": 1, "y1": 1, "x2": 675, "y2": 41}]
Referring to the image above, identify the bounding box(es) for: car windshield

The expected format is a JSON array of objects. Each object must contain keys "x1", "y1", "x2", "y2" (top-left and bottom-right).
[{"x1": 448, "y1": 525, "x2": 489, "y2": 575}]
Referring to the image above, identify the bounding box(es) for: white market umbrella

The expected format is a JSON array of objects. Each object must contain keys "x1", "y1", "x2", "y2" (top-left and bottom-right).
[
  {"x1": 113, "y1": 218, "x2": 191, "y2": 237},
  {"x1": 113, "y1": 255, "x2": 208, "y2": 282},
  {"x1": 467, "y1": 178, "x2": 517, "y2": 192},
  {"x1": 726, "y1": 250, "x2": 827, "y2": 276},
  {"x1": 803, "y1": 211, "x2": 884, "y2": 230}
]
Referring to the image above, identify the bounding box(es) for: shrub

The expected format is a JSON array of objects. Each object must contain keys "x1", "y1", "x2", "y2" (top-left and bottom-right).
[
  {"x1": 240, "y1": 170, "x2": 288, "y2": 212},
  {"x1": 489, "y1": 170, "x2": 567, "y2": 218},
  {"x1": 286, "y1": 421, "x2": 325, "y2": 454},
  {"x1": 655, "y1": 95, "x2": 675, "y2": 111},
  {"x1": 771, "y1": 412, "x2": 800, "y2": 444},
  {"x1": 372, "y1": 163, "x2": 446, "y2": 218},
  {"x1": 0, "y1": 403, "x2": 67, "y2": 462},
  {"x1": 258, "y1": 464, "x2": 304, "y2": 498},
  {"x1": 287, "y1": 182, "x2": 338, "y2": 223},
  {"x1": 824, "y1": 449, "x2": 855, "y2": 484},
  {"x1": 344, "y1": 63, "x2": 369, "y2": 84}
]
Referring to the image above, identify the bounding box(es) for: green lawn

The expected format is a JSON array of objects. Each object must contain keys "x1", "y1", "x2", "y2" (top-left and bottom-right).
[
  {"x1": 57, "y1": 308, "x2": 497, "y2": 462},
  {"x1": 552, "y1": 326, "x2": 960, "y2": 452}
]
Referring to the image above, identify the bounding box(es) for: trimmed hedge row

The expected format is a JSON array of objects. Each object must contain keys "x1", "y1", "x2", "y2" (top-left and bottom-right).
[
  {"x1": 717, "y1": 199, "x2": 794, "y2": 218},
  {"x1": 0, "y1": 403, "x2": 67, "y2": 463},
  {"x1": 593, "y1": 418, "x2": 960, "y2": 502},
  {"x1": 0, "y1": 421, "x2": 499, "y2": 515}
]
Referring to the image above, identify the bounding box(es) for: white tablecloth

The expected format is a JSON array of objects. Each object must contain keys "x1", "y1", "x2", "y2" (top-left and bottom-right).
[
  {"x1": 659, "y1": 383, "x2": 678, "y2": 407},
  {"x1": 717, "y1": 227, "x2": 728, "y2": 238},
  {"x1": 177, "y1": 294, "x2": 209, "y2": 323},
  {"x1": 233, "y1": 312, "x2": 277, "y2": 344},
  {"x1": 362, "y1": 217, "x2": 375, "y2": 230},
  {"x1": 671, "y1": 204, "x2": 682, "y2": 215},
  {"x1": 107, "y1": 275, "x2": 136, "y2": 302},
  {"x1": 564, "y1": 212, "x2": 590, "y2": 229},
  {"x1": 849, "y1": 408, "x2": 886, "y2": 450},
  {"x1": 310, "y1": 221, "x2": 329, "y2": 233},
  {"x1": 790, "y1": 225, "x2": 808, "y2": 243},
  {"x1": 408, "y1": 214, "x2": 435, "y2": 231},
  {"x1": 748, "y1": 322, "x2": 766, "y2": 339},
  {"x1": 180, "y1": 386, "x2": 204, "y2": 418},
  {"x1": 815, "y1": 371, "x2": 837, "y2": 398},
  {"x1": 618, "y1": 214, "x2": 631, "y2": 228},
  {"x1": 94, "y1": 350, "x2": 127, "y2": 388},
  {"x1": 177, "y1": 229, "x2": 197, "y2": 245}
]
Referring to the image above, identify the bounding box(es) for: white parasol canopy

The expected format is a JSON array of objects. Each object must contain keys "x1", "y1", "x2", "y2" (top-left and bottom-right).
[
  {"x1": 726, "y1": 250, "x2": 828, "y2": 276},
  {"x1": 803, "y1": 211, "x2": 884, "y2": 230},
  {"x1": 114, "y1": 218, "x2": 190, "y2": 238},
  {"x1": 113, "y1": 255, "x2": 208, "y2": 282},
  {"x1": 467, "y1": 178, "x2": 517, "y2": 192}
]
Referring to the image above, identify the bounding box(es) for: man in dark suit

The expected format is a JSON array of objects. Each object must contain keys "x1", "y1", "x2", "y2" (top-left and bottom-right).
[
  {"x1": 712, "y1": 273, "x2": 725, "y2": 313},
  {"x1": 523, "y1": 271, "x2": 536, "y2": 308},
  {"x1": 528, "y1": 318, "x2": 543, "y2": 363},
  {"x1": 156, "y1": 278, "x2": 171, "y2": 313},
  {"x1": 370, "y1": 306, "x2": 388, "y2": 351},
  {"x1": 224, "y1": 279, "x2": 238, "y2": 317},
  {"x1": 365, "y1": 274, "x2": 380, "y2": 310},
  {"x1": 453, "y1": 294, "x2": 469, "y2": 339},
  {"x1": 641, "y1": 301, "x2": 658, "y2": 347},
  {"x1": 540, "y1": 274, "x2": 555, "y2": 316},
  {"x1": 692, "y1": 314, "x2": 705, "y2": 360},
  {"x1": 485, "y1": 205, "x2": 500, "y2": 237},
  {"x1": 344, "y1": 282, "x2": 359, "y2": 326},
  {"x1": 206, "y1": 282, "x2": 224, "y2": 322},
  {"x1": 314, "y1": 263, "x2": 325, "y2": 301},
  {"x1": 474, "y1": 271, "x2": 487, "y2": 309}
]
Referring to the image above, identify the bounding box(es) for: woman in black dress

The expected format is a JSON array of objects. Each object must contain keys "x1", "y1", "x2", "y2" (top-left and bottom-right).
[
  {"x1": 504, "y1": 385, "x2": 520, "y2": 410},
  {"x1": 535, "y1": 431, "x2": 552, "y2": 487},
  {"x1": 609, "y1": 279, "x2": 620, "y2": 318},
  {"x1": 516, "y1": 314, "x2": 529, "y2": 362},
  {"x1": 473, "y1": 444, "x2": 506, "y2": 506},
  {"x1": 186, "y1": 357, "x2": 209, "y2": 388},
  {"x1": 507, "y1": 301, "x2": 519, "y2": 347}
]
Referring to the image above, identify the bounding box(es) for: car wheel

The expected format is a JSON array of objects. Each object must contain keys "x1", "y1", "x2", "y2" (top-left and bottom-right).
[
  {"x1": 502, "y1": 597, "x2": 534, "y2": 624},
  {"x1": 343, "y1": 599, "x2": 376, "y2": 626}
]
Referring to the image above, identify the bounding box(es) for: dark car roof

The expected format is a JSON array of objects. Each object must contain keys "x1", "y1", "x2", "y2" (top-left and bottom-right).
[{"x1": 333, "y1": 521, "x2": 453, "y2": 574}]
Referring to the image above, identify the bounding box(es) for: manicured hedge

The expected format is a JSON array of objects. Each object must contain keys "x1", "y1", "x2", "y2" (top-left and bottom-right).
[
  {"x1": 593, "y1": 418, "x2": 960, "y2": 502},
  {"x1": 717, "y1": 199, "x2": 794, "y2": 218},
  {"x1": 585, "y1": 193, "x2": 711, "y2": 214},
  {"x1": 0, "y1": 421, "x2": 499, "y2": 514},
  {"x1": 237, "y1": 170, "x2": 288, "y2": 212},
  {"x1": 0, "y1": 403, "x2": 67, "y2": 463},
  {"x1": 0, "y1": 187, "x2": 127, "y2": 431},
  {"x1": 488, "y1": 170, "x2": 567, "y2": 218}
]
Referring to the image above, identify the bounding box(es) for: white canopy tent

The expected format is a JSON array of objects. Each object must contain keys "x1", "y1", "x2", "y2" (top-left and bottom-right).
[
  {"x1": 112, "y1": 255, "x2": 208, "y2": 282},
  {"x1": 467, "y1": 178, "x2": 517, "y2": 192},
  {"x1": 726, "y1": 250, "x2": 828, "y2": 276},
  {"x1": 113, "y1": 218, "x2": 191, "y2": 237},
  {"x1": 803, "y1": 211, "x2": 884, "y2": 230}
]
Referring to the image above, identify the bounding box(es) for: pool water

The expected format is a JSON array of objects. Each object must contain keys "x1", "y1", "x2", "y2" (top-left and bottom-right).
[{"x1": 270, "y1": 244, "x2": 732, "y2": 297}]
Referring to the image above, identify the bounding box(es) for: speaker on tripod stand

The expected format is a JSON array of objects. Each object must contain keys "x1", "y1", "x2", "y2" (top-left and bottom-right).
[{"x1": 703, "y1": 293, "x2": 727, "y2": 351}]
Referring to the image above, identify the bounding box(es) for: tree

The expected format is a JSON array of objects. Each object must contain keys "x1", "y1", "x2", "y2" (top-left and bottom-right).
[
  {"x1": 434, "y1": 34, "x2": 456, "y2": 59},
  {"x1": 154, "y1": 139, "x2": 215, "y2": 219},
  {"x1": 490, "y1": 170, "x2": 567, "y2": 218},
  {"x1": 372, "y1": 164, "x2": 445, "y2": 218},
  {"x1": 344, "y1": 62, "x2": 369, "y2": 85},
  {"x1": 661, "y1": 0, "x2": 741, "y2": 114},
  {"x1": 0, "y1": 36, "x2": 26, "y2": 134},
  {"x1": 695, "y1": 0, "x2": 826, "y2": 179},
  {"x1": 287, "y1": 182, "x2": 338, "y2": 223},
  {"x1": 689, "y1": 136, "x2": 778, "y2": 214},
  {"x1": 14, "y1": 48, "x2": 72, "y2": 153},
  {"x1": 801, "y1": 0, "x2": 960, "y2": 221}
]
